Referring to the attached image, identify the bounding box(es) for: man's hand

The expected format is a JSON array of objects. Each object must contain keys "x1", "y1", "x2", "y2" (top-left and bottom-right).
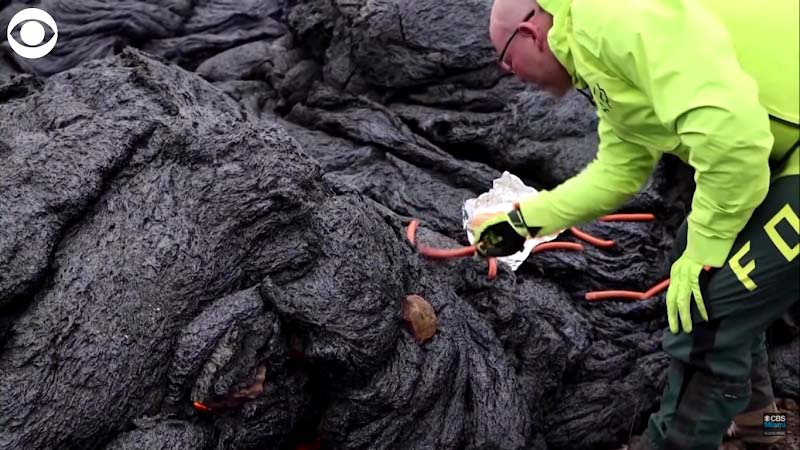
[
  {"x1": 468, "y1": 209, "x2": 533, "y2": 257},
  {"x1": 666, "y1": 253, "x2": 709, "y2": 334}
]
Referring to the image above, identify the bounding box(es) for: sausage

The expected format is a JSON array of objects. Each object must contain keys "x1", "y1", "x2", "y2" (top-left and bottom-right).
[
  {"x1": 487, "y1": 258, "x2": 498, "y2": 279},
  {"x1": 598, "y1": 213, "x2": 655, "y2": 222},
  {"x1": 585, "y1": 290, "x2": 645, "y2": 301},
  {"x1": 417, "y1": 244, "x2": 477, "y2": 260},
  {"x1": 406, "y1": 220, "x2": 419, "y2": 246},
  {"x1": 586, "y1": 277, "x2": 673, "y2": 302},
  {"x1": 193, "y1": 401, "x2": 212, "y2": 412},
  {"x1": 531, "y1": 242, "x2": 584, "y2": 254},
  {"x1": 570, "y1": 227, "x2": 615, "y2": 248},
  {"x1": 642, "y1": 279, "x2": 671, "y2": 299}
]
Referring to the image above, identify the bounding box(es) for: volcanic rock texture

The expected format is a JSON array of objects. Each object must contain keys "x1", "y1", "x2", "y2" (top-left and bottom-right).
[{"x1": 1, "y1": 1, "x2": 797, "y2": 450}]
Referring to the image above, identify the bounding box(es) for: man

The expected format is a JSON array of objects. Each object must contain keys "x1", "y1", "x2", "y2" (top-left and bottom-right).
[{"x1": 471, "y1": 0, "x2": 799, "y2": 448}]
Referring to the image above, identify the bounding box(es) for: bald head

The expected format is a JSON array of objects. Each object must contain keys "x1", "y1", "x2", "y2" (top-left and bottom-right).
[
  {"x1": 488, "y1": 0, "x2": 573, "y2": 96},
  {"x1": 489, "y1": 0, "x2": 543, "y2": 50}
]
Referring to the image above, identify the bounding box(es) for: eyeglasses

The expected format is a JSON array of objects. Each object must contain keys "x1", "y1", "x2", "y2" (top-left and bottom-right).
[{"x1": 497, "y1": 8, "x2": 536, "y2": 72}]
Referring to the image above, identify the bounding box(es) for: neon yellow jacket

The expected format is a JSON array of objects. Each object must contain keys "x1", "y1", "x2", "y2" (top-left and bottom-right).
[{"x1": 521, "y1": 0, "x2": 800, "y2": 267}]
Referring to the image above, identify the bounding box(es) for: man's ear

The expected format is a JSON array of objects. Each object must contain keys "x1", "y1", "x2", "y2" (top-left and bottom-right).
[{"x1": 517, "y1": 22, "x2": 545, "y2": 52}]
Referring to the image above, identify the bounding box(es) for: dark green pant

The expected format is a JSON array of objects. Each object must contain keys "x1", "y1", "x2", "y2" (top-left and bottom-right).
[{"x1": 644, "y1": 173, "x2": 799, "y2": 450}]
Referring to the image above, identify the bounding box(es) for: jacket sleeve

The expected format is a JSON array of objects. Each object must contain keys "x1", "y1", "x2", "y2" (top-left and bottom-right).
[
  {"x1": 588, "y1": 1, "x2": 774, "y2": 267},
  {"x1": 518, "y1": 117, "x2": 660, "y2": 235}
]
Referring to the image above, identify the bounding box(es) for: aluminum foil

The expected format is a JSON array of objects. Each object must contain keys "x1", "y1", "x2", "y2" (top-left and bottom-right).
[{"x1": 462, "y1": 171, "x2": 561, "y2": 271}]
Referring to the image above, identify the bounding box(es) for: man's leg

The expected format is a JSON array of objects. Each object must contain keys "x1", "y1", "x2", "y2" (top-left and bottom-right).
[
  {"x1": 726, "y1": 333, "x2": 781, "y2": 444},
  {"x1": 744, "y1": 333, "x2": 774, "y2": 413},
  {"x1": 643, "y1": 172, "x2": 799, "y2": 450}
]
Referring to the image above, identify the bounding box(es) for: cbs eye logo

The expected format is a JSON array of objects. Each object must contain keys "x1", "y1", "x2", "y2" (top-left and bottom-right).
[{"x1": 6, "y1": 8, "x2": 58, "y2": 59}]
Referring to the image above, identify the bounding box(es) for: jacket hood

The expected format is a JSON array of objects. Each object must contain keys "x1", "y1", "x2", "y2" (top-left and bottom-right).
[
  {"x1": 537, "y1": 0, "x2": 569, "y2": 15},
  {"x1": 537, "y1": 0, "x2": 585, "y2": 88}
]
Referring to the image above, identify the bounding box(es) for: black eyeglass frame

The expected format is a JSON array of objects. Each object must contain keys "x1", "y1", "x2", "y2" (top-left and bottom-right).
[{"x1": 497, "y1": 9, "x2": 537, "y2": 69}]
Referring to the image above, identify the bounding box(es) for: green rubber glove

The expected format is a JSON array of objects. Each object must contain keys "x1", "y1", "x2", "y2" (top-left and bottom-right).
[
  {"x1": 469, "y1": 209, "x2": 539, "y2": 257},
  {"x1": 666, "y1": 253, "x2": 709, "y2": 334}
]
